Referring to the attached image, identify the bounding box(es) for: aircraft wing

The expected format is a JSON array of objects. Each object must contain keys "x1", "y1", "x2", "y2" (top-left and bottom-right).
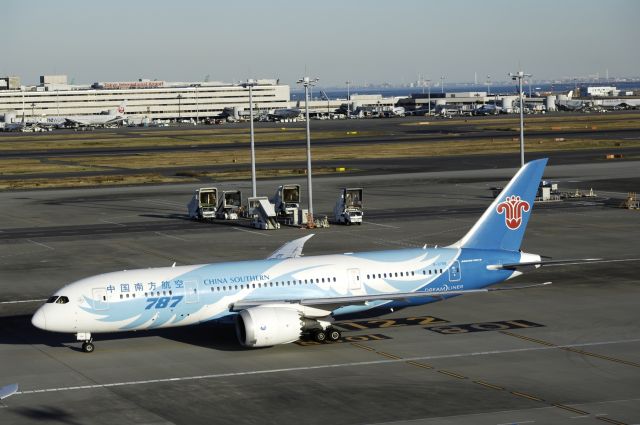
[
  {"x1": 0, "y1": 383, "x2": 18, "y2": 400},
  {"x1": 488, "y1": 258, "x2": 602, "y2": 270},
  {"x1": 267, "y1": 234, "x2": 315, "y2": 260},
  {"x1": 231, "y1": 282, "x2": 551, "y2": 311}
]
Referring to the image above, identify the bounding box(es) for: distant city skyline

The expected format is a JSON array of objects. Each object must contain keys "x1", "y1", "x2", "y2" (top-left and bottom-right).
[{"x1": 3, "y1": 0, "x2": 639, "y2": 87}]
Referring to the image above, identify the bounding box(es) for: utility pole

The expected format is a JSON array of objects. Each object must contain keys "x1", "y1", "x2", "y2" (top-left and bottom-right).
[
  {"x1": 242, "y1": 79, "x2": 258, "y2": 197},
  {"x1": 345, "y1": 80, "x2": 351, "y2": 116},
  {"x1": 426, "y1": 79, "x2": 431, "y2": 116},
  {"x1": 297, "y1": 76, "x2": 319, "y2": 225},
  {"x1": 509, "y1": 70, "x2": 532, "y2": 167}
]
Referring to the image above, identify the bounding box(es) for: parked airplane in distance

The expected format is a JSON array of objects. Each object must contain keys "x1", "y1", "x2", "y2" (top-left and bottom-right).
[
  {"x1": 37, "y1": 101, "x2": 128, "y2": 128},
  {"x1": 267, "y1": 108, "x2": 301, "y2": 121},
  {"x1": 34, "y1": 159, "x2": 579, "y2": 353}
]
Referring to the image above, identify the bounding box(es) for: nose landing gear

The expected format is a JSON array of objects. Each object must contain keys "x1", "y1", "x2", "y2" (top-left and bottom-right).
[{"x1": 76, "y1": 332, "x2": 94, "y2": 353}]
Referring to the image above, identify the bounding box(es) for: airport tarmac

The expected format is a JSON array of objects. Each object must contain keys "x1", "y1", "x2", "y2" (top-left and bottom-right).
[{"x1": 0, "y1": 158, "x2": 638, "y2": 424}]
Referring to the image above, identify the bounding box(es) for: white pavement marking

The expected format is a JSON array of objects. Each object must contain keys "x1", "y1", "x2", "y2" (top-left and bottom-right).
[
  {"x1": 26, "y1": 239, "x2": 54, "y2": 250},
  {"x1": 100, "y1": 219, "x2": 126, "y2": 227},
  {"x1": 231, "y1": 227, "x2": 271, "y2": 237},
  {"x1": 15, "y1": 337, "x2": 640, "y2": 396},
  {"x1": 362, "y1": 221, "x2": 400, "y2": 229},
  {"x1": 154, "y1": 232, "x2": 188, "y2": 242},
  {"x1": 0, "y1": 299, "x2": 46, "y2": 304}
]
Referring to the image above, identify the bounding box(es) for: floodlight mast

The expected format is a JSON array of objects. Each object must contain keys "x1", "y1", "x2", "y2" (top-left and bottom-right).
[
  {"x1": 242, "y1": 79, "x2": 259, "y2": 197},
  {"x1": 509, "y1": 70, "x2": 531, "y2": 168},
  {"x1": 296, "y1": 76, "x2": 319, "y2": 224}
]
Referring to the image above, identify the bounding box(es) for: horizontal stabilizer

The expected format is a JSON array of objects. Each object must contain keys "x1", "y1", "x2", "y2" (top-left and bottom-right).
[{"x1": 488, "y1": 258, "x2": 603, "y2": 270}]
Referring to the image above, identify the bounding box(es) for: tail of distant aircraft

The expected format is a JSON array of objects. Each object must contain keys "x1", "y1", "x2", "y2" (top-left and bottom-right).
[
  {"x1": 452, "y1": 158, "x2": 547, "y2": 252},
  {"x1": 110, "y1": 100, "x2": 127, "y2": 116}
]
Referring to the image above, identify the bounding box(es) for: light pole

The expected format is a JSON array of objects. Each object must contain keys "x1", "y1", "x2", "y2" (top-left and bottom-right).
[
  {"x1": 440, "y1": 75, "x2": 445, "y2": 94},
  {"x1": 30, "y1": 103, "x2": 35, "y2": 120},
  {"x1": 242, "y1": 79, "x2": 258, "y2": 198},
  {"x1": 426, "y1": 79, "x2": 431, "y2": 116},
  {"x1": 297, "y1": 76, "x2": 319, "y2": 224},
  {"x1": 194, "y1": 84, "x2": 200, "y2": 124},
  {"x1": 509, "y1": 70, "x2": 532, "y2": 167},
  {"x1": 177, "y1": 94, "x2": 183, "y2": 121},
  {"x1": 486, "y1": 75, "x2": 491, "y2": 96},
  {"x1": 345, "y1": 80, "x2": 351, "y2": 116}
]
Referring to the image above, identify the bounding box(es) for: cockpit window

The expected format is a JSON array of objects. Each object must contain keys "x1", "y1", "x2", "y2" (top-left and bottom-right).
[
  {"x1": 55, "y1": 296, "x2": 69, "y2": 304},
  {"x1": 46, "y1": 296, "x2": 59, "y2": 303}
]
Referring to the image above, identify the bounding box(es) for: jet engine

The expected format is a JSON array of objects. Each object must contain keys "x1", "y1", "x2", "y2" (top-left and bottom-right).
[{"x1": 236, "y1": 307, "x2": 304, "y2": 348}]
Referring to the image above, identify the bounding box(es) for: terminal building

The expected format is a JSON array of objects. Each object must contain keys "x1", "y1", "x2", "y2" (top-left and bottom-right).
[{"x1": 0, "y1": 75, "x2": 291, "y2": 122}]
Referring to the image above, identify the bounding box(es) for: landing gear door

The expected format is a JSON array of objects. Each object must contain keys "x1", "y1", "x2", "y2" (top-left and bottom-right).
[
  {"x1": 448, "y1": 261, "x2": 461, "y2": 282},
  {"x1": 185, "y1": 280, "x2": 199, "y2": 304},
  {"x1": 347, "y1": 268, "x2": 361, "y2": 291},
  {"x1": 92, "y1": 288, "x2": 109, "y2": 311}
]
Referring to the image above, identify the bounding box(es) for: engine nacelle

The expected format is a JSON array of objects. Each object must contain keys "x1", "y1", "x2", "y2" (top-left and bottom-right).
[{"x1": 236, "y1": 307, "x2": 304, "y2": 348}]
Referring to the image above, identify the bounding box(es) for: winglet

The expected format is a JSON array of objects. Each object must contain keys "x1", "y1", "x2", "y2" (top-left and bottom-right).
[
  {"x1": 267, "y1": 234, "x2": 315, "y2": 260},
  {"x1": 0, "y1": 383, "x2": 18, "y2": 400}
]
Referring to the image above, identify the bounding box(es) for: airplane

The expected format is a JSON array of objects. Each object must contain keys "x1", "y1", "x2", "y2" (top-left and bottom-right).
[
  {"x1": 267, "y1": 108, "x2": 301, "y2": 121},
  {"x1": 473, "y1": 104, "x2": 503, "y2": 115},
  {"x1": 38, "y1": 101, "x2": 128, "y2": 128},
  {"x1": 33, "y1": 159, "x2": 582, "y2": 353}
]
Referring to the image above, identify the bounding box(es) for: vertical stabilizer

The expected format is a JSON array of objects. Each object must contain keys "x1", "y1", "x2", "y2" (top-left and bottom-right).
[{"x1": 452, "y1": 158, "x2": 547, "y2": 251}]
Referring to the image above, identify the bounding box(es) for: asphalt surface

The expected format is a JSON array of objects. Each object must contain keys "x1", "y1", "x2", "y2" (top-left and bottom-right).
[
  {"x1": 0, "y1": 156, "x2": 638, "y2": 424},
  {"x1": 1, "y1": 113, "x2": 639, "y2": 183}
]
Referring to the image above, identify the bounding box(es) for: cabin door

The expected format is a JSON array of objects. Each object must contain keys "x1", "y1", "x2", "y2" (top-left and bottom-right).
[
  {"x1": 347, "y1": 268, "x2": 362, "y2": 291},
  {"x1": 92, "y1": 288, "x2": 109, "y2": 311},
  {"x1": 185, "y1": 280, "x2": 199, "y2": 303},
  {"x1": 448, "y1": 261, "x2": 462, "y2": 282}
]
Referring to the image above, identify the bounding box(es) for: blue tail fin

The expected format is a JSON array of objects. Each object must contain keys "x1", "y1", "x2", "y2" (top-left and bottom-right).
[{"x1": 453, "y1": 158, "x2": 547, "y2": 251}]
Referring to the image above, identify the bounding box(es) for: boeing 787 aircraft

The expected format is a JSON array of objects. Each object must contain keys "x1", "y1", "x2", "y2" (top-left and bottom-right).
[{"x1": 33, "y1": 159, "x2": 561, "y2": 352}]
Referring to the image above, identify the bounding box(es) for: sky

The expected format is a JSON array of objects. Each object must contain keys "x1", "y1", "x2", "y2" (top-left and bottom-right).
[{"x1": 3, "y1": 0, "x2": 639, "y2": 87}]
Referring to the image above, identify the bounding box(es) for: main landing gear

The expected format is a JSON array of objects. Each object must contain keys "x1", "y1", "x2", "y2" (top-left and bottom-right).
[
  {"x1": 76, "y1": 332, "x2": 94, "y2": 353},
  {"x1": 312, "y1": 327, "x2": 342, "y2": 343}
]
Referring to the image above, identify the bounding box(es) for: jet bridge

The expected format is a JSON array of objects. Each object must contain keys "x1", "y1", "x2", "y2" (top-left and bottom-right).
[
  {"x1": 187, "y1": 187, "x2": 218, "y2": 220},
  {"x1": 248, "y1": 197, "x2": 280, "y2": 230},
  {"x1": 216, "y1": 190, "x2": 242, "y2": 220}
]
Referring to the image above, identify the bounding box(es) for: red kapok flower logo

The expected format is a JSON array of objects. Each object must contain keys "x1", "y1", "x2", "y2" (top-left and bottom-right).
[{"x1": 496, "y1": 195, "x2": 530, "y2": 230}]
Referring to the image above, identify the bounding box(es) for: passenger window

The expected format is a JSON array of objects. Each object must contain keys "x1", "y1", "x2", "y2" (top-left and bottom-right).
[
  {"x1": 119, "y1": 294, "x2": 123, "y2": 299},
  {"x1": 333, "y1": 277, "x2": 336, "y2": 282},
  {"x1": 102, "y1": 296, "x2": 106, "y2": 301}
]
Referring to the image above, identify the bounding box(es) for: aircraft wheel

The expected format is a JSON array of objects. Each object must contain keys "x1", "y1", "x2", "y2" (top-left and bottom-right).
[
  {"x1": 313, "y1": 330, "x2": 327, "y2": 343},
  {"x1": 82, "y1": 342, "x2": 95, "y2": 353},
  {"x1": 327, "y1": 328, "x2": 341, "y2": 342}
]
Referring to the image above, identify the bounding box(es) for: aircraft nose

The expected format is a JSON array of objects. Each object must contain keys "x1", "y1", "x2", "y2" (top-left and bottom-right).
[{"x1": 32, "y1": 308, "x2": 47, "y2": 330}]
